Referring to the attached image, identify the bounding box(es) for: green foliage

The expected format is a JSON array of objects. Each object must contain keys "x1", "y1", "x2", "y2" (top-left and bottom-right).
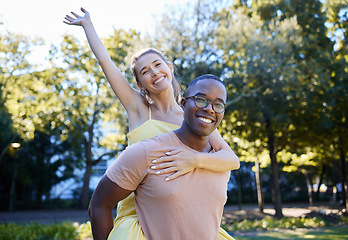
[
  {"x1": 74, "y1": 222, "x2": 93, "y2": 240},
  {"x1": 0, "y1": 222, "x2": 78, "y2": 240},
  {"x1": 223, "y1": 216, "x2": 328, "y2": 232},
  {"x1": 0, "y1": 31, "x2": 48, "y2": 141},
  {"x1": 340, "y1": 215, "x2": 348, "y2": 224},
  {"x1": 149, "y1": 0, "x2": 229, "y2": 85},
  {"x1": 2, "y1": 217, "x2": 347, "y2": 240},
  {"x1": 233, "y1": 226, "x2": 348, "y2": 240},
  {"x1": 59, "y1": 31, "x2": 140, "y2": 208},
  {"x1": 0, "y1": 222, "x2": 93, "y2": 240}
]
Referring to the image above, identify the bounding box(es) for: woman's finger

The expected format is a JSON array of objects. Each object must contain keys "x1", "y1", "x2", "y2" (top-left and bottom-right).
[
  {"x1": 71, "y1": 11, "x2": 80, "y2": 18},
  {"x1": 164, "y1": 149, "x2": 181, "y2": 156},
  {"x1": 164, "y1": 171, "x2": 185, "y2": 181},
  {"x1": 152, "y1": 155, "x2": 172, "y2": 164},
  {"x1": 152, "y1": 149, "x2": 182, "y2": 163},
  {"x1": 150, "y1": 162, "x2": 175, "y2": 170},
  {"x1": 149, "y1": 167, "x2": 177, "y2": 175}
]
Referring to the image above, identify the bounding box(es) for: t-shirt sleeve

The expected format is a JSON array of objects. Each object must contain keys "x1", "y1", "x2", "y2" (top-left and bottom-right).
[{"x1": 106, "y1": 142, "x2": 148, "y2": 191}]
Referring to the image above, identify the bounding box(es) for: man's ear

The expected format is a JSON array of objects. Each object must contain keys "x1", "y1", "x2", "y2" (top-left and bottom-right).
[{"x1": 180, "y1": 98, "x2": 187, "y2": 110}]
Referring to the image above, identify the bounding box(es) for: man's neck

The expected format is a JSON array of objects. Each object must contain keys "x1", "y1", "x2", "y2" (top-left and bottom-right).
[{"x1": 173, "y1": 123, "x2": 211, "y2": 152}]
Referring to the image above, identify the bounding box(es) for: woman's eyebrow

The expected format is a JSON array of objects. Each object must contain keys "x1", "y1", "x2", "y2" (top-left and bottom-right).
[
  {"x1": 139, "y1": 59, "x2": 161, "y2": 73},
  {"x1": 140, "y1": 65, "x2": 149, "y2": 73},
  {"x1": 152, "y1": 59, "x2": 161, "y2": 64}
]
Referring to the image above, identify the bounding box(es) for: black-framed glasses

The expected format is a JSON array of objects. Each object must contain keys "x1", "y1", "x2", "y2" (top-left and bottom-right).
[{"x1": 185, "y1": 95, "x2": 226, "y2": 113}]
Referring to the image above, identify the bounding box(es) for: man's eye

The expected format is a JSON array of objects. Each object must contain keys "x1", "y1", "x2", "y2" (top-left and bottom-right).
[
  {"x1": 215, "y1": 103, "x2": 224, "y2": 108},
  {"x1": 196, "y1": 97, "x2": 206, "y2": 103}
]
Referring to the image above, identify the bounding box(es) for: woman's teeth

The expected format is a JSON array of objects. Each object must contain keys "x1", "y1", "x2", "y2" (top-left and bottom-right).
[{"x1": 154, "y1": 76, "x2": 165, "y2": 85}]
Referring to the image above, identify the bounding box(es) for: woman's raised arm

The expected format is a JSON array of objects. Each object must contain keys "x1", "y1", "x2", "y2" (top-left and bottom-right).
[{"x1": 64, "y1": 8, "x2": 141, "y2": 114}]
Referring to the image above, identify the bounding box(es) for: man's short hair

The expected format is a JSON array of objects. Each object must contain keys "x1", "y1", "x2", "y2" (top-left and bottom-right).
[{"x1": 184, "y1": 74, "x2": 225, "y2": 97}]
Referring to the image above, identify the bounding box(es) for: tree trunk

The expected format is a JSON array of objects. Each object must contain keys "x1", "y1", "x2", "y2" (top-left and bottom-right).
[
  {"x1": 9, "y1": 157, "x2": 17, "y2": 212},
  {"x1": 303, "y1": 170, "x2": 313, "y2": 206},
  {"x1": 80, "y1": 161, "x2": 92, "y2": 209},
  {"x1": 255, "y1": 157, "x2": 264, "y2": 212},
  {"x1": 80, "y1": 134, "x2": 94, "y2": 209},
  {"x1": 266, "y1": 119, "x2": 283, "y2": 218},
  {"x1": 338, "y1": 136, "x2": 348, "y2": 212},
  {"x1": 315, "y1": 163, "x2": 326, "y2": 202},
  {"x1": 0, "y1": 135, "x2": 15, "y2": 164},
  {"x1": 35, "y1": 185, "x2": 43, "y2": 208},
  {"x1": 269, "y1": 150, "x2": 283, "y2": 218},
  {"x1": 237, "y1": 170, "x2": 242, "y2": 210}
]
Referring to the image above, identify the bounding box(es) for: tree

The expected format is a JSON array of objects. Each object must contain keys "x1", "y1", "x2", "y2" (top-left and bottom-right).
[
  {"x1": 215, "y1": 5, "x2": 305, "y2": 218},
  {"x1": 324, "y1": 0, "x2": 348, "y2": 210},
  {"x1": 276, "y1": 0, "x2": 348, "y2": 210},
  {"x1": 149, "y1": 0, "x2": 229, "y2": 85},
  {"x1": 0, "y1": 30, "x2": 42, "y2": 162},
  {"x1": 58, "y1": 29, "x2": 139, "y2": 208},
  {"x1": 0, "y1": 27, "x2": 79, "y2": 209}
]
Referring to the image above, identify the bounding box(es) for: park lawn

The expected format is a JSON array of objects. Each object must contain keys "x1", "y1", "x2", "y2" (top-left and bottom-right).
[{"x1": 232, "y1": 226, "x2": 348, "y2": 240}]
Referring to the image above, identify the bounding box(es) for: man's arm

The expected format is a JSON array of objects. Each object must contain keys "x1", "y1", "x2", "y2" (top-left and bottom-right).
[{"x1": 88, "y1": 175, "x2": 132, "y2": 240}]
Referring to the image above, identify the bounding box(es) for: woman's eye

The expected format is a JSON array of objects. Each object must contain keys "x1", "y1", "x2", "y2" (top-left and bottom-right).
[{"x1": 155, "y1": 62, "x2": 161, "y2": 67}]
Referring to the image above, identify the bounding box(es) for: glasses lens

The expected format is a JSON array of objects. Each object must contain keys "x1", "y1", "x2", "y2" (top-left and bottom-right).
[
  {"x1": 190, "y1": 96, "x2": 225, "y2": 113},
  {"x1": 194, "y1": 96, "x2": 208, "y2": 108},
  {"x1": 213, "y1": 103, "x2": 225, "y2": 113}
]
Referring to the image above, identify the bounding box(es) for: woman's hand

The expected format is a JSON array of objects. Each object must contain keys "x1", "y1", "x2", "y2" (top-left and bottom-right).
[
  {"x1": 63, "y1": 7, "x2": 90, "y2": 27},
  {"x1": 149, "y1": 149, "x2": 199, "y2": 181}
]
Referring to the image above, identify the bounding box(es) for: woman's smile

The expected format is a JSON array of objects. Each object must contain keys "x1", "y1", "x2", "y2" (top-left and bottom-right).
[{"x1": 153, "y1": 76, "x2": 165, "y2": 85}]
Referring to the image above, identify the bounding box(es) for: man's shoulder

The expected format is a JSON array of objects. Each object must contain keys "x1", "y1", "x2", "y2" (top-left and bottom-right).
[
  {"x1": 122, "y1": 131, "x2": 178, "y2": 159},
  {"x1": 141, "y1": 131, "x2": 175, "y2": 146},
  {"x1": 121, "y1": 140, "x2": 148, "y2": 158}
]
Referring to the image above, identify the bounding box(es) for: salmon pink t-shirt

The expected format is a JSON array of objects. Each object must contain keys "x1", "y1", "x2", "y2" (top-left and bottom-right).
[{"x1": 106, "y1": 131, "x2": 230, "y2": 240}]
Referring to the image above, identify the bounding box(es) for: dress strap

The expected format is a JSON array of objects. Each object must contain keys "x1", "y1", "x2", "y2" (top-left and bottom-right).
[{"x1": 148, "y1": 106, "x2": 152, "y2": 120}]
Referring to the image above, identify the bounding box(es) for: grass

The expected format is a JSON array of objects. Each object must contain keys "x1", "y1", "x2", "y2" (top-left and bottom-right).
[
  {"x1": 231, "y1": 226, "x2": 348, "y2": 240},
  {"x1": 224, "y1": 214, "x2": 348, "y2": 240},
  {"x1": 1, "y1": 215, "x2": 347, "y2": 239}
]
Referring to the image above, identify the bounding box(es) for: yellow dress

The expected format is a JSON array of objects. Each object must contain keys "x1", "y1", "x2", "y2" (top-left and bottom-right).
[{"x1": 107, "y1": 108, "x2": 234, "y2": 240}]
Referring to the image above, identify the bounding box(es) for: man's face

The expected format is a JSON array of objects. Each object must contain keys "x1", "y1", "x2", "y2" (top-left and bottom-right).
[{"x1": 182, "y1": 78, "x2": 227, "y2": 137}]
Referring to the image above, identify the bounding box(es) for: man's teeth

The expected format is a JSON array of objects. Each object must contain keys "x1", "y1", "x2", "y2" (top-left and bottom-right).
[
  {"x1": 198, "y1": 117, "x2": 212, "y2": 123},
  {"x1": 154, "y1": 76, "x2": 165, "y2": 85}
]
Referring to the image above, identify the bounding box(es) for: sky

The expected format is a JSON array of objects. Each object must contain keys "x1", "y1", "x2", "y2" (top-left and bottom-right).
[
  {"x1": 0, "y1": 0, "x2": 188, "y2": 64},
  {"x1": 1, "y1": 0, "x2": 189, "y2": 41}
]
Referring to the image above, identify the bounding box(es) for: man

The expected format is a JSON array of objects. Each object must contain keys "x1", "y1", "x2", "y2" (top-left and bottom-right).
[{"x1": 89, "y1": 74, "x2": 236, "y2": 240}]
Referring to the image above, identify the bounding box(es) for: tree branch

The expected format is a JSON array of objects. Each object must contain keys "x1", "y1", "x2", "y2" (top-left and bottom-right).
[{"x1": 92, "y1": 150, "x2": 118, "y2": 167}]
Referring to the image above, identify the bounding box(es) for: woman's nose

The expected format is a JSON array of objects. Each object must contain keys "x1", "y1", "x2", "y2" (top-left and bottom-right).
[{"x1": 151, "y1": 68, "x2": 159, "y2": 76}]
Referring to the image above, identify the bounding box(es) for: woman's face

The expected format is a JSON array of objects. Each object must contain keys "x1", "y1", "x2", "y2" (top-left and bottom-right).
[{"x1": 134, "y1": 53, "x2": 174, "y2": 95}]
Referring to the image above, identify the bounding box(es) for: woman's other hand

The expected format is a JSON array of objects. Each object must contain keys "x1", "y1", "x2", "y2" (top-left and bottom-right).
[{"x1": 149, "y1": 149, "x2": 199, "y2": 181}]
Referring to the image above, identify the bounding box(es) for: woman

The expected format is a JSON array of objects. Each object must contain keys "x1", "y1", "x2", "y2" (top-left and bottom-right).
[{"x1": 64, "y1": 8, "x2": 239, "y2": 240}]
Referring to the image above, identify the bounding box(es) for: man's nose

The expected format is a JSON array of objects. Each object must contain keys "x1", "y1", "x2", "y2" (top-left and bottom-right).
[{"x1": 202, "y1": 101, "x2": 214, "y2": 113}]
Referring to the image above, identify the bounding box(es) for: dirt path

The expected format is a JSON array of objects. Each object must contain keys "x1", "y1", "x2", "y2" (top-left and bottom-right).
[
  {"x1": 0, "y1": 202, "x2": 344, "y2": 225},
  {"x1": 222, "y1": 202, "x2": 344, "y2": 224}
]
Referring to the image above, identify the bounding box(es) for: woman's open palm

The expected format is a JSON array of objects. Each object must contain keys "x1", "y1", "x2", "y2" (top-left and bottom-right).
[{"x1": 63, "y1": 7, "x2": 90, "y2": 26}]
